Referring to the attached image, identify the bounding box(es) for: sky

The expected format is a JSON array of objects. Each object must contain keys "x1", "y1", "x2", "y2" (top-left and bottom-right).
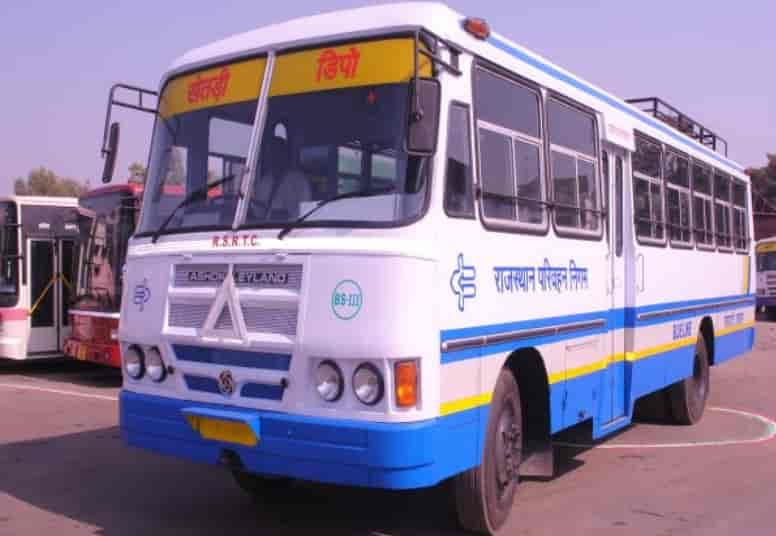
[{"x1": 1, "y1": 0, "x2": 774, "y2": 195}]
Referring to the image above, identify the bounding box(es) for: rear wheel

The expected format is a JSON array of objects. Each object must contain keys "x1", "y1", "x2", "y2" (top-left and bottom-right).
[
  {"x1": 454, "y1": 369, "x2": 522, "y2": 534},
  {"x1": 668, "y1": 334, "x2": 710, "y2": 425}
]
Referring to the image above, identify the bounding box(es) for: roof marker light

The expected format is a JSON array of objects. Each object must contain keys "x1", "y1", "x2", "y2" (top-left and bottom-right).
[{"x1": 463, "y1": 17, "x2": 491, "y2": 40}]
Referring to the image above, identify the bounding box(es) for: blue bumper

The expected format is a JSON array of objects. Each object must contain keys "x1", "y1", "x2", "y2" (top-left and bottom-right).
[
  {"x1": 757, "y1": 296, "x2": 776, "y2": 308},
  {"x1": 120, "y1": 390, "x2": 486, "y2": 489}
]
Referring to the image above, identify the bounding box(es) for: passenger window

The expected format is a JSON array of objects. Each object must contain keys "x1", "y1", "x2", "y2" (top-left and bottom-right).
[
  {"x1": 633, "y1": 136, "x2": 664, "y2": 242},
  {"x1": 615, "y1": 156, "x2": 623, "y2": 257},
  {"x1": 665, "y1": 151, "x2": 692, "y2": 245},
  {"x1": 444, "y1": 104, "x2": 475, "y2": 218},
  {"x1": 548, "y1": 99, "x2": 600, "y2": 233},
  {"x1": 474, "y1": 68, "x2": 546, "y2": 230},
  {"x1": 692, "y1": 163, "x2": 714, "y2": 247},
  {"x1": 337, "y1": 146, "x2": 363, "y2": 194},
  {"x1": 714, "y1": 171, "x2": 732, "y2": 249},
  {"x1": 474, "y1": 69, "x2": 539, "y2": 137},
  {"x1": 479, "y1": 129, "x2": 515, "y2": 220},
  {"x1": 732, "y1": 181, "x2": 749, "y2": 252}
]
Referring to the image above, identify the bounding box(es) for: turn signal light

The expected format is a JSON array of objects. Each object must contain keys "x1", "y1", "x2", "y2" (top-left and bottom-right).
[
  {"x1": 463, "y1": 17, "x2": 491, "y2": 40},
  {"x1": 395, "y1": 361, "x2": 418, "y2": 407}
]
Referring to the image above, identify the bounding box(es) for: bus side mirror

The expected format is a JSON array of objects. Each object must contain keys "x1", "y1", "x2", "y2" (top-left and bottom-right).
[
  {"x1": 407, "y1": 79, "x2": 441, "y2": 155},
  {"x1": 102, "y1": 122, "x2": 121, "y2": 183}
]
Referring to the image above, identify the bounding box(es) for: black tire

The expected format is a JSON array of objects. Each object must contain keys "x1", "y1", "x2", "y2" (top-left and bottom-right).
[
  {"x1": 454, "y1": 369, "x2": 522, "y2": 534},
  {"x1": 231, "y1": 469, "x2": 294, "y2": 497},
  {"x1": 667, "y1": 334, "x2": 710, "y2": 425}
]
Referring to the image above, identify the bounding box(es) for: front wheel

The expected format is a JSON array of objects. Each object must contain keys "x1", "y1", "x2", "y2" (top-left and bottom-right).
[
  {"x1": 667, "y1": 334, "x2": 710, "y2": 425},
  {"x1": 454, "y1": 368, "x2": 522, "y2": 534}
]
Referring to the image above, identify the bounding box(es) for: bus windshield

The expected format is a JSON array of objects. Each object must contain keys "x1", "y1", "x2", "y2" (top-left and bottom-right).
[
  {"x1": 0, "y1": 202, "x2": 19, "y2": 307},
  {"x1": 138, "y1": 38, "x2": 431, "y2": 237},
  {"x1": 758, "y1": 251, "x2": 776, "y2": 271},
  {"x1": 74, "y1": 190, "x2": 138, "y2": 312}
]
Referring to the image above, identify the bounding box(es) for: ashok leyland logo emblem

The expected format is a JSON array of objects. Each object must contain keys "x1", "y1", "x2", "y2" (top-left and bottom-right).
[
  {"x1": 450, "y1": 254, "x2": 476, "y2": 312},
  {"x1": 133, "y1": 279, "x2": 151, "y2": 311},
  {"x1": 218, "y1": 370, "x2": 235, "y2": 396}
]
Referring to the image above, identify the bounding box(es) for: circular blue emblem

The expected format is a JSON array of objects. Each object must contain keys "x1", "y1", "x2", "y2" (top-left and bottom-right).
[{"x1": 331, "y1": 280, "x2": 363, "y2": 320}]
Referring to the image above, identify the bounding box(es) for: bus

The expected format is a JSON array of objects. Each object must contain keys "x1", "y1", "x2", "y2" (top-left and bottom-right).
[
  {"x1": 64, "y1": 184, "x2": 142, "y2": 367},
  {"x1": 0, "y1": 196, "x2": 80, "y2": 360},
  {"x1": 756, "y1": 237, "x2": 776, "y2": 316},
  {"x1": 106, "y1": 4, "x2": 755, "y2": 533}
]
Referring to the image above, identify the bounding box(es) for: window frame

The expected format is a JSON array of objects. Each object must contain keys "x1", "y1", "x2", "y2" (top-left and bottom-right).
[
  {"x1": 713, "y1": 170, "x2": 734, "y2": 253},
  {"x1": 633, "y1": 133, "x2": 667, "y2": 247},
  {"x1": 472, "y1": 65, "x2": 549, "y2": 235},
  {"x1": 546, "y1": 94, "x2": 604, "y2": 240},
  {"x1": 443, "y1": 100, "x2": 476, "y2": 220},
  {"x1": 664, "y1": 149, "x2": 693, "y2": 249},
  {"x1": 731, "y1": 179, "x2": 749, "y2": 254},
  {"x1": 691, "y1": 160, "x2": 715, "y2": 251}
]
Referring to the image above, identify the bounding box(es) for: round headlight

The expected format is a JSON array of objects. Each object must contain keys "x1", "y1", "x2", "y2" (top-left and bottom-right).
[
  {"x1": 146, "y1": 347, "x2": 166, "y2": 382},
  {"x1": 315, "y1": 360, "x2": 343, "y2": 402},
  {"x1": 124, "y1": 345, "x2": 145, "y2": 379},
  {"x1": 353, "y1": 363, "x2": 384, "y2": 406}
]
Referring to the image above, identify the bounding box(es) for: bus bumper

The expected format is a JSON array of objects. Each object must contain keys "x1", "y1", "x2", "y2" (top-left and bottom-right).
[
  {"x1": 756, "y1": 297, "x2": 776, "y2": 309},
  {"x1": 64, "y1": 337, "x2": 122, "y2": 368},
  {"x1": 120, "y1": 390, "x2": 486, "y2": 489}
]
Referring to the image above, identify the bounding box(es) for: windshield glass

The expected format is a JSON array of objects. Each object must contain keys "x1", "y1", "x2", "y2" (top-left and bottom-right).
[
  {"x1": 758, "y1": 251, "x2": 776, "y2": 272},
  {"x1": 137, "y1": 58, "x2": 265, "y2": 235},
  {"x1": 244, "y1": 38, "x2": 430, "y2": 227},
  {"x1": 0, "y1": 202, "x2": 19, "y2": 307},
  {"x1": 138, "y1": 37, "x2": 432, "y2": 237},
  {"x1": 74, "y1": 190, "x2": 138, "y2": 312}
]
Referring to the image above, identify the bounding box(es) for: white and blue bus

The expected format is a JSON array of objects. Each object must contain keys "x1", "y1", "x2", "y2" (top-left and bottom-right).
[
  {"x1": 756, "y1": 237, "x2": 776, "y2": 316},
  {"x1": 107, "y1": 4, "x2": 755, "y2": 533}
]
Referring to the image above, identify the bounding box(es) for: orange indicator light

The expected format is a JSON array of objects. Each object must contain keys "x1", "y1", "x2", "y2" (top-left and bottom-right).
[{"x1": 395, "y1": 361, "x2": 418, "y2": 407}]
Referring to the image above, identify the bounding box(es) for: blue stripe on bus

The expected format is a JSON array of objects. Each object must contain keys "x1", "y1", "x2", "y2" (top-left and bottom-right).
[
  {"x1": 184, "y1": 374, "x2": 221, "y2": 394},
  {"x1": 486, "y1": 35, "x2": 745, "y2": 173},
  {"x1": 240, "y1": 382, "x2": 285, "y2": 401},
  {"x1": 173, "y1": 345, "x2": 291, "y2": 371},
  {"x1": 440, "y1": 294, "x2": 754, "y2": 363}
]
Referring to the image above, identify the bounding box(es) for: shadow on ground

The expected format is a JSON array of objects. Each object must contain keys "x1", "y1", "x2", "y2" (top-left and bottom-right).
[{"x1": 0, "y1": 358, "x2": 121, "y2": 389}]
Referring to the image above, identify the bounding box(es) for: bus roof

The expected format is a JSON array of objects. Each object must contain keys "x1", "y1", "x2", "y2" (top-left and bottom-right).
[
  {"x1": 166, "y1": 2, "x2": 747, "y2": 178},
  {"x1": 0, "y1": 195, "x2": 79, "y2": 207}
]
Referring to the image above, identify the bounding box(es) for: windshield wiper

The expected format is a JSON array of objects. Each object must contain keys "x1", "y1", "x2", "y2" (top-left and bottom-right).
[
  {"x1": 277, "y1": 186, "x2": 396, "y2": 240},
  {"x1": 151, "y1": 174, "x2": 237, "y2": 243}
]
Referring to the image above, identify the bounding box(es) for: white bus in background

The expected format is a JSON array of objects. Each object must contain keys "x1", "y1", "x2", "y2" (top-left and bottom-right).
[
  {"x1": 0, "y1": 196, "x2": 79, "y2": 359},
  {"x1": 756, "y1": 237, "x2": 776, "y2": 317},
  {"x1": 104, "y1": 4, "x2": 755, "y2": 533}
]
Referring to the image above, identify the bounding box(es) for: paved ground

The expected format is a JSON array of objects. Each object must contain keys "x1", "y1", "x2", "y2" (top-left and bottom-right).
[{"x1": 1, "y1": 318, "x2": 775, "y2": 535}]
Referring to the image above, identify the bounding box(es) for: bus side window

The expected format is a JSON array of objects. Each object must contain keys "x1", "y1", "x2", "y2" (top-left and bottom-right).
[
  {"x1": 443, "y1": 103, "x2": 475, "y2": 218},
  {"x1": 615, "y1": 156, "x2": 623, "y2": 257}
]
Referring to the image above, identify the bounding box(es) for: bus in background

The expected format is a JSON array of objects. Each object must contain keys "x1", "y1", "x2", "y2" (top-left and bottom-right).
[
  {"x1": 756, "y1": 237, "x2": 776, "y2": 317},
  {"x1": 103, "y1": 4, "x2": 755, "y2": 534},
  {"x1": 64, "y1": 184, "x2": 142, "y2": 367},
  {"x1": 0, "y1": 196, "x2": 79, "y2": 360}
]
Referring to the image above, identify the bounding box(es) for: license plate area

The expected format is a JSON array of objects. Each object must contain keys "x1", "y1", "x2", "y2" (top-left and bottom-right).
[{"x1": 183, "y1": 408, "x2": 260, "y2": 447}]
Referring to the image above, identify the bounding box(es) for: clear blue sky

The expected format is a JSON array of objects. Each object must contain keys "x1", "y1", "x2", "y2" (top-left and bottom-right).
[{"x1": 1, "y1": 1, "x2": 773, "y2": 194}]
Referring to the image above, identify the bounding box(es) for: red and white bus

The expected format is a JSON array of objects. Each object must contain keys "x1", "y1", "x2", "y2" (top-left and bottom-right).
[
  {"x1": 0, "y1": 196, "x2": 80, "y2": 360},
  {"x1": 64, "y1": 184, "x2": 142, "y2": 367}
]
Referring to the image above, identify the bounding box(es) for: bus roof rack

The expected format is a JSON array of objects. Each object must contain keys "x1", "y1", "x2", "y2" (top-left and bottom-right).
[{"x1": 626, "y1": 97, "x2": 728, "y2": 157}]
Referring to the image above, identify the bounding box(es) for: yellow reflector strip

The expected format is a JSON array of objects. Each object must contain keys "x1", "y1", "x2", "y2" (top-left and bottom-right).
[
  {"x1": 159, "y1": 57, "x2": 267, "y2": 119},
  {"x1": 269, "y1": 38, "x2": 432, "y2": 97},
  {"x1": 756, "y1": 242, "x2": 776, "y2": 253},
  {"x1": 440, "y1": 392, "x2": 492, "y2": 416},
  {"x1": 186, "y1": 415, "x2": 258, "y2": 447}
]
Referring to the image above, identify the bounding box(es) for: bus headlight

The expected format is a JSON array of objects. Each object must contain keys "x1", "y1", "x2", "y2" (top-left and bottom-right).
[
  {"x1": 146, "y1": 347, "x2": 166, "y2": 382},
  {"x1": 315, "y1": 360, "x2": 343, "y2": 402},
  {"x1": 124, "y1": 345, "x2": 145, "y2": 379},
  {"x1": 353, "y1": 363, "x2": 384, "y2": 406}
]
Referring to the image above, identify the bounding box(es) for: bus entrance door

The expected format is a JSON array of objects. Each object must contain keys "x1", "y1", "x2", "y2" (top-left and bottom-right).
[
  {"x1": 602, "y1": 146, "x2": 628, "y2": 424},
  {"x1": 27, "y1": 238, "x2": 75, "y2": 355}
]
